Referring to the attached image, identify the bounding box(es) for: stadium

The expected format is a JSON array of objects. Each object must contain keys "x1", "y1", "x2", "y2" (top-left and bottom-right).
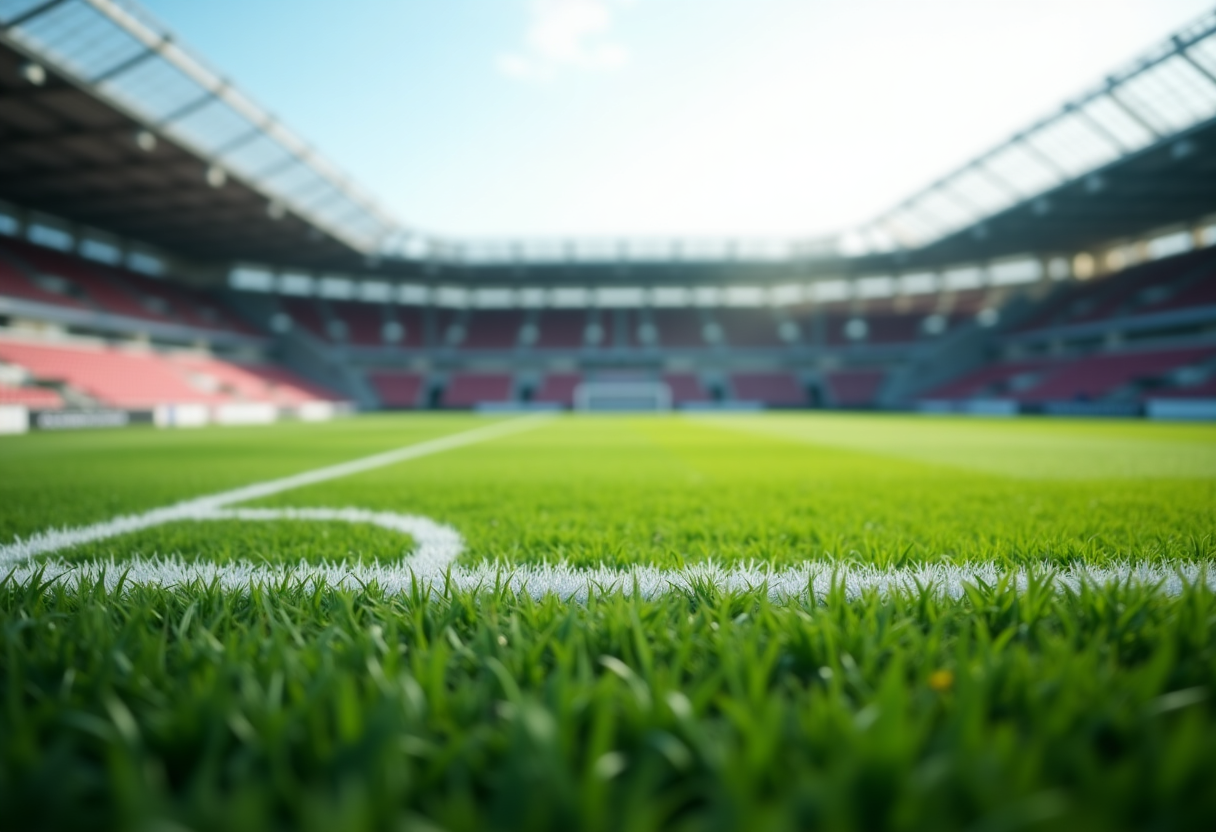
[{"x1": 1, "y1": 0, "x2": 1215, "y2": 830}]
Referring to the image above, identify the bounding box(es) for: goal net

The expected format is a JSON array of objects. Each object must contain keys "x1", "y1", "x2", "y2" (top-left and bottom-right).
[{"x1": 574, "y1": 382, "x2": 673, "y2": 412}]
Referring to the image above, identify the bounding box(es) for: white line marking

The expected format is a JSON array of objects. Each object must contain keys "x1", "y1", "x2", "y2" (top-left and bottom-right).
[
  {"x1": 3, "y1": 414, "x2": 1212, "y2": 599},
  {"x1": 0, "y1": 416, "x2": 551, "y2": 570},
  {"x1": 6, "y1": 507, "x2": 1214, "y2": 599}
]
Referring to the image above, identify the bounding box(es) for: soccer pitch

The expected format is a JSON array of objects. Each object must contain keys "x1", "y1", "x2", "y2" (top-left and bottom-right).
[{"x1": 2, "y1": 413, "x2": 1215, "y2": 831}]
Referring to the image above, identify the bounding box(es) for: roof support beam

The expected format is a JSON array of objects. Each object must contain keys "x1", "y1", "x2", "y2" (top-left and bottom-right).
[
  {"x1": 1, "y1": 0, "x2": 71, "y2": 30},
  {"x1": 88, "y1": 37, "x2": 167, "y2": 84}
]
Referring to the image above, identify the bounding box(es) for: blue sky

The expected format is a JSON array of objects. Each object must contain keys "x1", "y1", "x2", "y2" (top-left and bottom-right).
[{"x1": 139, "y1": 0, "x2": 1214, "y2": 240}]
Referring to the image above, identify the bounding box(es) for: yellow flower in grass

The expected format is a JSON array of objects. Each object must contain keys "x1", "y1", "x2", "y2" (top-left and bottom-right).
[{"x1": 928, "y1": 669, "x2": 955, "y2": 692}]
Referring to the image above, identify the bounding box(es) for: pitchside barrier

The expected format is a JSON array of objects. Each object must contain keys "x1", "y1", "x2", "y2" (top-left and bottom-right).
[
  {"x1": 1145, "y1": 398, "x2": 1216, "y2": 420},
  {"x1": 574, "y1": 382, "x2": 673, "y2": 412},
  {"x1": 0, "y1": 402, "x2": 352, "y2": 434}
]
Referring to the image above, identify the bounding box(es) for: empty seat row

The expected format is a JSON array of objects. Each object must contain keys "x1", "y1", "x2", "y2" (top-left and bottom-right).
[
  {"x1": 924, "y1": 347, "x2": 1216, "y2": 403},
  {"x1": 0, "y1": 336, "x2": 339, "y2": 410},
  {"x1": 284, "y1": 301, "x2": 971, "y2": 350},
  {"x1": 0, "y1": 238, "x2": 254, "y2": 336}
]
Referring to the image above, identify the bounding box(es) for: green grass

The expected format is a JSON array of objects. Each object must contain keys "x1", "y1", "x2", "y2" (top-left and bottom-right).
[{"x1": 2, "y1": 413, "x2": 1216, "y2": 831}]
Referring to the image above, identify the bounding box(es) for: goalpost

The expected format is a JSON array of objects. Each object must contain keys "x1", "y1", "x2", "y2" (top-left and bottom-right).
[{"x1": 573, "y1": 382, "x2": 673, "y2": 412}]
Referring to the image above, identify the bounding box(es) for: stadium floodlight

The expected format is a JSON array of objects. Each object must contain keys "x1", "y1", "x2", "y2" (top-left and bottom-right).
[
  {"x1": 134, "y1": 130, "x2": 157, "y2": 152},
  {"x1": 205, "y1": 164, "x2": 227, "y2": 188},
  {"x1": 19, "y1": 61, "x2": 46, "y2": 86}
]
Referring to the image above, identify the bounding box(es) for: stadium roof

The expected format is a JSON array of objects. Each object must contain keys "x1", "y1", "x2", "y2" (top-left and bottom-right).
[
  {"x1": 849, "y1": 7, "x2": 1216, "y2": 262},
  {"x1": 0, "y1": 0, "x2": 398, "y2": 268},
  {"x1": 1, "y1": 0, "x2": 1215, "y2": 280}
]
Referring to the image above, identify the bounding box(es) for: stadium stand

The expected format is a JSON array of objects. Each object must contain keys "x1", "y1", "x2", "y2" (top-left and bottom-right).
[
  {"x1": 0, "y1": 382, "x2": 63, "y2": 409},
  {"x1": 533, "y1": 373, "x2": 583, "y2": 406},
  {"x1": 730, "y1": 372, "x2": 805, "y2": 406},
  {"x1": 825, "y1": 369, "x2": 886, "y2": 408},
  {"x1": 662, "y1": 372, "x2": 709, "y2": 404},
  {"x1": 0, "y1": 238, "x2": 257, "y2": 336},
  {"x1": 0, "y1": 338, "x2": 225, "y2": 409},
  {"x1": 385, "y1": 306, "x2": 426, "y2": 349},
  {"x1": 281, "y1": 298, "x2": 331, "y2": 342},
  {"x1": 717, "y1": 309, "x2": 784, "y2": 347},
  {"x1": 1, "y1": 1, "x2": 1214, "y2": 424},
  {"x1": 330, "y1": 301, "x2": 387, "y2": 347},
  {"x1": 1014, "y1": 249, "x2": 1215, "y2": 333},
  {"x1": 653, "y1": 309, "x2": 707, "y2": 348},
  {"x1": 461, "y1": 310, "x2": 526, "y2": 350},
  {"x1": 0, "y1": 336, "x2": 339, "y2": 410},
  {"x1": 534, "y1": 310, "x2": 588, "y2": 349},
  {"x1": 442, "y1": 373, "x2": 514, "y2": 408},
  {"x1": 1015, "y1": 347, "x2": 1216, "y2": 404},
  {"x1": 367, "y1": 371, "x2": 424, "y2": 409},
  {"x1": 922, "y1": 359, "x2": 1058, "y2": 401}
]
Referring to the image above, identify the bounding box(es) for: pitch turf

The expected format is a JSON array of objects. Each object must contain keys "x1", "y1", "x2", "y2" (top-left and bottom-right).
[{"x1": 2, "y1": 413, "x2": 1215, "y2": 830}]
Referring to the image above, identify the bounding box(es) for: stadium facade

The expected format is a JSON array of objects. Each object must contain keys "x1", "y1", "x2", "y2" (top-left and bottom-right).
[{"x1": 1, "y1": 0, "x2": 1215, "y2": 430}]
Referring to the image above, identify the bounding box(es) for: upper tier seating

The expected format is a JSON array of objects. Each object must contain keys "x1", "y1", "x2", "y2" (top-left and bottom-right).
[
  {"x1": 534, "y1": 310, "x2": 588, "y2": 349},
  {"x1": 330, "y1": 301, "x2": 386, "y2": 347},
  {"x1": 1014, "y1": 249, "x2": 1213, "y2": 333},
  {"x1": 0, "y1": 382, "x2": 64, "y2": 409},
  {"x1": 825, "y1": 369, "x2": 886, "y2": 407},
  {"x1": 0, "y1": 238, "x2": 256, "y2": 335},
  {"x1": 368, "y1": 371, "x2": 424, "y2": 408},
  {"x1": 0, "y1": 258, "x2": 90, "y2": 309},
  {"x1": 731, "y1": 372, "x2": 805, "y2": 406},
  {"x1": 390, "y1": 306, "x2": 427, "y2": 348},
  {"x1": 717, "y1": 309, "x2": 783, "y2": 347},
  {"x1": 534, "y1": 373, "x2": 582, "y2": 406},
  {"x1": 4, "y1": 239, "x2": 170, "y2": 323},
  {"x1": 281, "y1": 298, "x2": 330, "y2": 341},
  {"x1": 462, "y1": 310, "x2": 526, "y2": 350},
  {"x1": 442, "y1": 373, "x2": 513, "y2": 408},
  {"x1": 1016, "y1": 347, "x2": 1216, "y2": 403},
  {"x1": 662, "y1": 373, "x2": 709, "y2": 404},
  {"x1": 653, "y1": 309, "x2": 705, "y2": 347}
]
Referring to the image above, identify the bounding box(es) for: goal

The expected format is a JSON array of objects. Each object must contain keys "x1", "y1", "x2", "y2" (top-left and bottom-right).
[{"x1": 573, "y1": 382, "x2": 673, "y2": 412}]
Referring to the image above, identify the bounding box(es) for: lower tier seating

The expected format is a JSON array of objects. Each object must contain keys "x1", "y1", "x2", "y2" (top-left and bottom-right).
[
  {"x1": 731, "y1": 372, "x2": 805, "y2": 406},
  {"x1": 0, "y1": 336, "x2": 338, "y2": 409},
  {"x1": 533, "y1": 373, "x2": 582, "y2": 406},
  {"x1": 442, "y1": 373, "x2": 513, "y2": 408},
  {"x1": 368, "y1": 371, "x2": 424, "y2": 408},
  {"x1": 0, "y1": 382, "x2": 64, "y2": 409},
  {"x1": 825, "y1": 369, "x2": 886, "y2": 407}
]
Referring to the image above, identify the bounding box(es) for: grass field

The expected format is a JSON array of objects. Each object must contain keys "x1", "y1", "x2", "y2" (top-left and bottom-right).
[{"x1": 2, "y1": 413, "x2": 1215, "y2": 831}]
